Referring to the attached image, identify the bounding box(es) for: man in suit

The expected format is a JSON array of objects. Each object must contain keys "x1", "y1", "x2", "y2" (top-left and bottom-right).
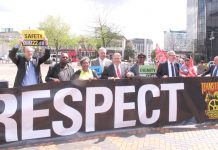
[
  {"x1": 130, "y1": 53, "x2": 146, "y2": 76},
  {"x1": 156, "y1": 50, "x2": 179, "y2": 78},
  {"x1": 202, "y1": 56, "x2": 218, "y2": 77},
  {"x1": 91, "y1": 47, "x2": 112, "y2": 70},
  {"x1": 9, "y1": 36, "x2": 50, "y2": 87},
  {"x1": 101, "y1": 53, "x2": 133, "y2": 79}
]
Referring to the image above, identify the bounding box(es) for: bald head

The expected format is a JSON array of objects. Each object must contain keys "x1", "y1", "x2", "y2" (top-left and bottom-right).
[
  {"x1": 112, "y1": 53, "x2": 121, "y2": 65},
  {"x1": 214, "y1": 56, "x2": 218, "y2": 66},
  {"x1": 23, "y1": 46, "x2": 34, "y2": 60},
  {"x1": 98, "y1": 47, "x2": 107, "y2": 60},
  {"x1": 167, "y1": 50, "x2": 176, "y2": 63},
  {"x1": 60, "y1": 53, "x2": 69, "y2": 64}
]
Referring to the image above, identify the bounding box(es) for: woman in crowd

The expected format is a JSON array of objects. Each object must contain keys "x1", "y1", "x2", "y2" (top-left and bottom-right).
[
  {"x1": 72, "y1": 57, "x2": 98, "y2": 80},
  {"x1": 179, "y1": 58, "x2": 197, "y2": 77}
]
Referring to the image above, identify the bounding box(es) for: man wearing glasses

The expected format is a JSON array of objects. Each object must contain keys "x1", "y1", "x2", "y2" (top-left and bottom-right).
[
  {"x1": 156, "y1": 50, "x2": 179, "y2": 78},
  {"x1": 129, "y1": 53, "x2": 146, "y2": 76},
  {"x1": 45, "y1": 53, "x2": 74, "y2": 83}
]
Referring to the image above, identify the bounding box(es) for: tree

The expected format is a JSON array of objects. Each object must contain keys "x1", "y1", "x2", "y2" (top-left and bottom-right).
[
  {"x1": 151, "y1": 50, "x2": 156, "y2": 60},
  {"x1": 94, "y1": 16, "x2": 123, "y2": 47},
  {"x1": 124, "y1": 40, "x2": 135, "y2": 60},
  {"x1": 39, "y1": 15, "x2": 71, "y2": 51}
]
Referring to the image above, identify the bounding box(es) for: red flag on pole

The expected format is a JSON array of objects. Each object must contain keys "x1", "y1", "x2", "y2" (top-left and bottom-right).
[
  {"x1": 155, "y1": 44, "x2": 167, "y2": 65},
  {"x1": 189, "y1": 55, "x2": 194, "y2": 68}
]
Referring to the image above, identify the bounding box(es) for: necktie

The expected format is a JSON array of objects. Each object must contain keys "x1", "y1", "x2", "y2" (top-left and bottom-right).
[
  {"x1": 171, "y1": 63, "x2": 175, "y2": 77},
  {"x1": 213, "y1": 67, "x2": 218, "y2": 77},
  {"x1": 116, "y1": 65, "x2": 122, "y2": 79}
]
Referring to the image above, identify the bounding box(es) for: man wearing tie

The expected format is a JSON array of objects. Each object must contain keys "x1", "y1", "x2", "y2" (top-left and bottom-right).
[
  {"x1": 156, "y1": 50, "x2": 179, "y2": 78},
  {"x1": 9, "y1": 36, "x2": 50, "y2": 87},
  {"x1": 101, "y1": 53, "x2": 133, "y2": 79},
  {"x1": 202, "y1": 56, "x2": 218, "y2": 77}
]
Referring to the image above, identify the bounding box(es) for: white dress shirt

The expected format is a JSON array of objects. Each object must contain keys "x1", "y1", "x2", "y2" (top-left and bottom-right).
[{"x1": 99, "y1": 58, "x2": 105, "y2": 69}]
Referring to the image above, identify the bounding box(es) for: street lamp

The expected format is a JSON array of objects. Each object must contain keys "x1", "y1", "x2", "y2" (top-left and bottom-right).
[{"x1": 209, "y1": 31, "x2": 215, "y2": 60}]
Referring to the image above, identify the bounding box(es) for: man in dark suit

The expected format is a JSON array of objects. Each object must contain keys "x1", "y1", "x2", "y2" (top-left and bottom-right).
[
  {"x1": 202, "y1": 56, "x2": 218, "y2": 77},
  {"x1": 9, "y1": 37, "x2": 50, "y2": 87},
  {"x1": 156, "y1": 50, "x2": 179, "y2": 78},
  {"x1": 101, "y1": 53, "x2": 133, "y2": 79}
]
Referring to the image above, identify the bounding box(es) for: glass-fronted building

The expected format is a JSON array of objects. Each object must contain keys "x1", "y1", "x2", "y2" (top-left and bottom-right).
[{"x1": 187, "y1": 0, "x2": 218, "y2": 62}]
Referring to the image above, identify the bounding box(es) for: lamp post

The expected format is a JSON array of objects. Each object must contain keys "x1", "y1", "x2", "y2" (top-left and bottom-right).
[{"x1": 209, "y1": 31, "x2": 215, "y2": 60}]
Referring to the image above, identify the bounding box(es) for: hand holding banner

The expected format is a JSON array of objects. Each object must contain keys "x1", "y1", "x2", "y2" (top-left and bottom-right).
[{"x1": 21, "y1": 30, "x2": 46, "y2": 46}]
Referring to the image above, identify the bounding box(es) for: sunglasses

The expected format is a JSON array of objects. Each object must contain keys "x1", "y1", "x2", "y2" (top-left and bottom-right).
[
  {"x1": 62, "y1": 57, "x2": 68, "y2": 59},
  {"x1": 138, "y1": 56, "x2": 145, "y2": 58}
]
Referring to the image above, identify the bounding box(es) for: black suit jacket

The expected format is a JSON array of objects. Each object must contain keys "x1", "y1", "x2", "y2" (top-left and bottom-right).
[
  {"x1": 101, "y1": 64, "x2": 128, "y2": 79},
  {"x1": 156, "y1": 61, "x2": 179, "y2": 78},
  {"x1": 9, "y1": 47, "x2": 50, "y2": 87},
  {"x1": 202, "y1": 65, "x2": 216, "y2": 76}
]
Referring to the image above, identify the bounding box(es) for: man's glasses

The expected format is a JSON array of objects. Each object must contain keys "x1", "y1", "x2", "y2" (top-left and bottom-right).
[{"x1": 62, "y1": 57, "x2": 68, "y2": 59}]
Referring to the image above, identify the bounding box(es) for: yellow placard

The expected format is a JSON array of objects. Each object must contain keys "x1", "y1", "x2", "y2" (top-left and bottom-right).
[{"x1": 22, "y1": 30, "x2": 45, "y2": 41}]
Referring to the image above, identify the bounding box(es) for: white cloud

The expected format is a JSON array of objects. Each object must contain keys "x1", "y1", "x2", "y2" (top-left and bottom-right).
[{"x1": 0, "y1": 0, "x2": 186, "y2": 48}]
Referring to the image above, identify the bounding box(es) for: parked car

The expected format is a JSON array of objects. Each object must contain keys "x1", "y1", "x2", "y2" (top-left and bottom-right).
[
  {"x1": 44, "y1": 54, "x2": 61, "y2": 64},
  {"x1": 207, "y1": 61, "x2": 214, "y2": 68}
]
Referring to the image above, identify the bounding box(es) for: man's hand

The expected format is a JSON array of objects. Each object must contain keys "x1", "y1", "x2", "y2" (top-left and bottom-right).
[
  {"x1": 53, "y1": 78, "x2": 60, "y2": 83},
  {"x1": 44, "y1": 37, "x2": 48, "y2": 46},
  {"x1": 162, "y1": 75, "x2": 168, "y2": 78},
  {"x1": 126, "y1": 72, "x2": 134, "y2": 78},
  {"x1": 17, "y1": 35, "x2": 24, "y2": 46}
]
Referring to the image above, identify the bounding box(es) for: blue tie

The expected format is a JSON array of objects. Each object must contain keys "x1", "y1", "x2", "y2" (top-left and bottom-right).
[{"x1": 171, "y1": 63, "x2": 175, "y2": 77}]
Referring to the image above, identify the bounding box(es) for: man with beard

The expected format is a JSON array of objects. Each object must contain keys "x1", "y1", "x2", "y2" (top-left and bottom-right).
[{"x1": 45, "y1": 53, "x2": 74, "y2": 83}]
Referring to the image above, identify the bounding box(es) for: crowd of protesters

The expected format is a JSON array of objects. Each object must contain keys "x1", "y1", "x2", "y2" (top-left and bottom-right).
[{"x1": 8, "y1": 37, "x2": 218, "y2": 88}]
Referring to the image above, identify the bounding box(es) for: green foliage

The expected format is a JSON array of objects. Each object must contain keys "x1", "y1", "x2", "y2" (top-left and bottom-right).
[
  {"x1": 94, "y1": 17, "x2": 123, "y2": 47},
  {"x1": 151, "y1": 50, "x2": 156, "y2": 60},
  {"x1": 9, "y1": 38, "x2": 18, "y2": 49},
  {"x1": 124, "y1": 40, "x2": 135, "y2": 60},
  {"x1": 39, "y1": 15, "x2": 71, "y2": 50}
]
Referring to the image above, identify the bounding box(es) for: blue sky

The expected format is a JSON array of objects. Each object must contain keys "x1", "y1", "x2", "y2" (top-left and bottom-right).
[{"x1": 0, "y1": 0, "x2": 187, "y2": 48}]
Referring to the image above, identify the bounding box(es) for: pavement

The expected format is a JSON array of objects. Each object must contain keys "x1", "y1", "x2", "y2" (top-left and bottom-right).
[
  {"x1": 7, "y1": 122, "x2": 218, "y2": 150},
  {"x1": 0, "y1": 63, "x2": 218, "y2": 150}
]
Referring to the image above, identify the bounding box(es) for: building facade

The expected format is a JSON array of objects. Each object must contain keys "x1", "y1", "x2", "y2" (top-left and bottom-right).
[
  {"x1": 187, "y1": 0, "x2": 218, "y2": 61},
  {"x1": 164, "y1": 30, "x2": 187, "y2": 52},
  {"x1": 0, "y1": 28, "x2": 20, "y2": 57},
  {"x1": 130, "y1": 38, "x2": 153, "y2": 60}
]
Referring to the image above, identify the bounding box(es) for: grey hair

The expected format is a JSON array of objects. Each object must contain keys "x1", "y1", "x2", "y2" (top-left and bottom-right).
[{"x1": 80, "y1": 56, "x2": 90, "y2": 65}]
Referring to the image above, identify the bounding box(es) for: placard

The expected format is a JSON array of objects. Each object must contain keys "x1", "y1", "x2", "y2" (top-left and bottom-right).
[{"x1": 22, "y1": 30, "x2": 46, "y2": 46}]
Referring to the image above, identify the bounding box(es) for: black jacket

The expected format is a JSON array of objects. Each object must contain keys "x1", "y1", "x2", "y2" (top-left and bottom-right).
[
  {"x1": 45, "y1": 63, "x2": 74, "y2": 82},
  {"x1": 101, "y1": 64, "x2": 129, "y2": 79},
  {"x1": 156, "y1": 61, "x2": 179, "y2": 78},
  {"x1": 71, "y1": 69, "x2": 98, "y2": 80},
  {"x1": 201, "y1": 65, "x2": 216, "y2": 76},
  {"x1": 9, "y1": 47, "x2": 50, "y2": 87}
]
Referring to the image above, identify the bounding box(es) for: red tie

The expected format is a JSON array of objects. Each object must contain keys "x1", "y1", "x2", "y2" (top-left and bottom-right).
[{"x1": 116, "y1": 65, "x2": 122, "y2": 79}]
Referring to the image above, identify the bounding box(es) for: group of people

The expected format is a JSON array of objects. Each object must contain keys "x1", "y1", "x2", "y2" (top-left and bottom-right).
[{"x1": 8, "y1": 38, "x2": 218, "y2": 88}]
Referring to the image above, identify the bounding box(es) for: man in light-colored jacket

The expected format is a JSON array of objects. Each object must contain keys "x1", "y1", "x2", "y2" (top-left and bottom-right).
[{"x1": 91, "y1": 47, "x2": 112, "y2": 70}]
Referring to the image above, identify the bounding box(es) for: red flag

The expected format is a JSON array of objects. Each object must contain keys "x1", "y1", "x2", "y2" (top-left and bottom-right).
[
  {"x1": 155, "y1": 44, "x2": 167, "y2": 64},
  {"x1": 189, "y1": 56, "x2": 194, "y2": 68}
]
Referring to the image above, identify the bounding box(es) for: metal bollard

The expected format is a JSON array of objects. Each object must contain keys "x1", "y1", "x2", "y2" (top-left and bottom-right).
[{"x1": 0, "y1": 80, "x2": 9, "y2": 88}]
